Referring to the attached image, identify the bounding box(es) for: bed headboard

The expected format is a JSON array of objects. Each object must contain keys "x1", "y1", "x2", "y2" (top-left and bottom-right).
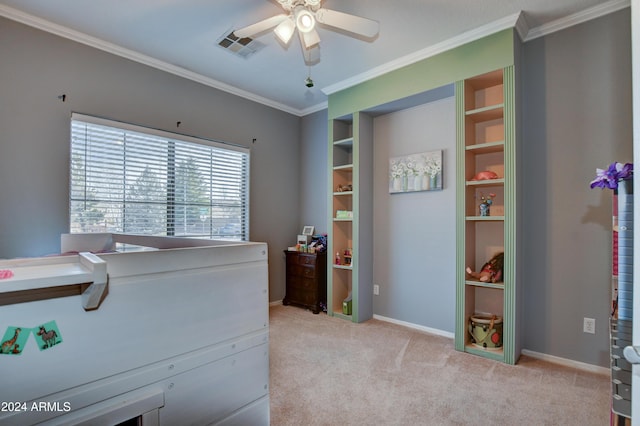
[{"x1": 61, "y1": 233, "x2": 115, "y2": 253}]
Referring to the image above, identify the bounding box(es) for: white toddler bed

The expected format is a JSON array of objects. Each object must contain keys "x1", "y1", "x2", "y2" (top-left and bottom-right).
[{"x1": 0, "y1": 233, "x2": 269, "y2": 426}]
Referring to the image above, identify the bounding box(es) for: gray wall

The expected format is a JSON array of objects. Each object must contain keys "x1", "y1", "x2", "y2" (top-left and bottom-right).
[
  {"x1": 372, "y1": 98, "x2": 457, "y2": 332},
  {"x1": 299, "y1": 109, "x2": 328, "y2": 236},
  {"x1": 0, "y1": 17, "x2": 300, "y2": 302},
  {"x1": 521, "y1": 8, "x2": 632, "y2": 366}
]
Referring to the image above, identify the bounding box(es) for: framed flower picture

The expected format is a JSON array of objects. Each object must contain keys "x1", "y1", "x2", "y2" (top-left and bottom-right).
[{"x1": 389, "y1": 150, "x2": 443, "y2": 193}]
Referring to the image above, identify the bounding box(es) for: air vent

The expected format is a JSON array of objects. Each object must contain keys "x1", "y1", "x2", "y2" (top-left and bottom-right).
[{"x1": 217, "y1": 30, "x2": 265, "y2": 59}]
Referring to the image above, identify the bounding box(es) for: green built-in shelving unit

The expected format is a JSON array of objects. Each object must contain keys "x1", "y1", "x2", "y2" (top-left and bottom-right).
[
  {"x1": 454, "y1": 66, "x2": 521, "y2": 364},
  {"x1": 327, "y1": 112, "x2": 373, "y2": 323},
  {"x1": 326, "y1": 29, "x2": 521, "y2": 349}
]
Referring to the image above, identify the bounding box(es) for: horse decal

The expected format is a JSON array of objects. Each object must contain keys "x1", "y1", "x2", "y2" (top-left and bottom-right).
[{"x1": 37, "y1": 326, "x2": 59, "y2": 349}]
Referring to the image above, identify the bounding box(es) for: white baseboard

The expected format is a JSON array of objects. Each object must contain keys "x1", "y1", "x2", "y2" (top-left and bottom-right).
[
  {"x1": 373, "y1": 314, "x2": 455, "y2": 339},
  {"x1": 372, "y1": 314, "x2": 610, "y2": 375},
  {"x1": 273, "y1": 306, "x2": 610, "y2": 374},
  {"x1": 521, "y1": 349, "x2": 610, "y2": 375}
]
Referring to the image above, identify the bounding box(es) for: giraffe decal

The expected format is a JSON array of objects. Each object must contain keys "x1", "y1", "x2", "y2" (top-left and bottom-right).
[{"x1": 0, "y1": 326, "x2": 29, "y2": 355}]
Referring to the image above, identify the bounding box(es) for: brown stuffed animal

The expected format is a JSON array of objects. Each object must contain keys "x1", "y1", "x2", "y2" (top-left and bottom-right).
[{"x1": 466, "y1": 252, "x2": 504, "y2": 283}]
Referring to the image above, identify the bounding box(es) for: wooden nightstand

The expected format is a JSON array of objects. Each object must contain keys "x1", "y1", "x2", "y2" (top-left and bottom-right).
[{"x1": 283, "y1": 250, "x2": 327, "y2": 314}]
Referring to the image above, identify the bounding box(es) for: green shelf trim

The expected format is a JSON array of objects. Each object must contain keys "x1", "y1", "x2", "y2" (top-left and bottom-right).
[
  {"x1": 455, "y1": 79, "x2": 466, "y2": 352},
  {"x1": 333, "y1": 191, "x2": 353, "y2": 196},
  {"x1": 502, "y1": 65, "x2": 518, "y2": 365},
  {"x1": 328, "y1": 29, "x2": 515, "y2": 119}
]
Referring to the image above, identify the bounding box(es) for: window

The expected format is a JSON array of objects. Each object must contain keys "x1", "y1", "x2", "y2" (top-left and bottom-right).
[{"x1": 70, "y1": 113, "x2": 249, "y2": 240}]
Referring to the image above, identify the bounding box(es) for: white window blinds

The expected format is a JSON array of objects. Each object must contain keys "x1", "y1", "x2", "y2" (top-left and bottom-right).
[{"x1": 70, "y1": 113, "x2": 249, "y2": 240}]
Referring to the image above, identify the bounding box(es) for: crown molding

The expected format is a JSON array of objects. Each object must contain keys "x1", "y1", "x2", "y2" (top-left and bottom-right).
[
  {"x1": 1, "y1": 1, "x2": 630, "y2": 116},
  {"x1": 513, "y1": 11, "x2": 531, "y2": 41},
  {"x1": 524, "y1": 0, "x2": 630, "y2": 41},
  {"x1": 322, "y1": 0, "x2": 630, "y2": 96},
  {"x1": 321, "y1": 12, "x2": 524, "y2": 96},
  {"x1": 0, "y1": 4, "x2": 304, "y2": 116},
  {"x1": 299, "y1": 101, "x2": 328, "y2": 116}
]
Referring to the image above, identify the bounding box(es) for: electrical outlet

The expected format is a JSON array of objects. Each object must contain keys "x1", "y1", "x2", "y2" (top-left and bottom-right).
[
  {"x1": 583, "y1": 317, "x2": 595, "y2": 334},
  {"x1": 373, "y1": 285, "x2": 380, "y2": 295}
]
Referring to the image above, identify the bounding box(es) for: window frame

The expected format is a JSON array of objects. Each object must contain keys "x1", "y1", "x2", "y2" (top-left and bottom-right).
[{"x1": 69, "y1": 112, "x2": 250, "y2": 241}]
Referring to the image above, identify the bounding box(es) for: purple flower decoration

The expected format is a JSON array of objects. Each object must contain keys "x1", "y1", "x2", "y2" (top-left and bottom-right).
[{"x1": 590, "y1": 162, "x2": 633, "y2": 189}]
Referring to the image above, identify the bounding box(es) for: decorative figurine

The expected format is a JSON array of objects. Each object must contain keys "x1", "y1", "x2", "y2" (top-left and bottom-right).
[
  {"x1": 466, "y1": 252, "x2": 504, "y2": 283},
  {"x1": 479, "y1": 192, "x2": 496, "y2": 216},
  {"x1": 471, "y1": 170, "x2": 499, "y2": 181}
]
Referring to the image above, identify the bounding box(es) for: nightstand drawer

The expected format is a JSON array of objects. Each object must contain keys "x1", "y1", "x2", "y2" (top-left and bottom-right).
[
  {"x1": 289, "y1": 276, "x2": 317, "y2": 291},
  {"x1": 295, "y1": 254, "x2": 318, "y2": 266},
  {"x1": 287, "y1": 264, "x2": 316, "y2": 279}
]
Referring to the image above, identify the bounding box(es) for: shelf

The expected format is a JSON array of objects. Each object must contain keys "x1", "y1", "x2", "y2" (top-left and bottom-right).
[
  {"x1": 333, "y1": 164, "x2": 353, "y2": 171},
  {"x1": 332, "y1": 311, "x2": 352, "y2": 321},
  {"x1": 466, "y1": 178, "x2": 504, "y2": 186},
  {"x1": 465, "y1": 69, "x2": 504, "y2": 90},
  {"x1": 333, "y1": 264, "x2": 353, "y2": 271},
  {"x1": 333, "y1": 137, "x2": 353, "y2": 147},
  {"x1": 333, "y1": 191, "x2": 353, "y2": 196},
  {"x1": 0, "y1": 252, "x2": 108, "y2": 311},
  {"x1": 464, "y1": 344, "x2": 504, "y2": 361},
  {"x1": 466, "y1": 141, "x2": 504, "y2": 154},
  {"x1": 333, "y1": 218, "x2": 353, "y2": 222},
  {"x1": 465, "y1": 280, "x2": 504, "y2": 289},
  {"x1": 465, "y1": 216, "x2": 505, "y2": 221},
  {"x1": 465, "y1": 103, "x2": 504, "y2": 121}
]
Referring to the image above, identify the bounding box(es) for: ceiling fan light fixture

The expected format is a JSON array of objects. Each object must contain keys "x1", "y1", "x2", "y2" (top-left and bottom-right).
[
  {"x1": 274, "y1": 17, "x2": 295, "y2": 44},
  {"x1": 295, "y1": 8, "x2": 315, "y2": 33}
]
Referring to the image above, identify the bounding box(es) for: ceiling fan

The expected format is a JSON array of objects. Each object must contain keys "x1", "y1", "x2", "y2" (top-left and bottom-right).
[{"x1": 234, "y1": 0, "x2": 379, "y2": 65}]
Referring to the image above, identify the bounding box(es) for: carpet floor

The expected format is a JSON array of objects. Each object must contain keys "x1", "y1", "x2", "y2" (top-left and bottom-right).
[{"x1": 268, "y1": 304, "x2": 611, "y2": 426}]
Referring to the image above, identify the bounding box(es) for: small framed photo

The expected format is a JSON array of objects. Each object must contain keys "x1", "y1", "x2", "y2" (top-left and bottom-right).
[{"x1": 302, "y1": 226, "x2": 314, "y2": 236}]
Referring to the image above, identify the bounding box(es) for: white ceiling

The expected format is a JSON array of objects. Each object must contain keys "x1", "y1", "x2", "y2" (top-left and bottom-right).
[{"x1": 0, "y1": 0, "x2": 628, "y2": 115}]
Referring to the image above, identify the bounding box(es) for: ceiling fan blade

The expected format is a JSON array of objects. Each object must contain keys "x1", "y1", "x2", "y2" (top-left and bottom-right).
[
  {"x1": 234, "y1": 14, "x2": 288, "y2": 38},
  {"x1": 304, "y1": 45, "x2": 320, "y2": 65},
  {"x1": 274, "y1": 17, "x2": 296, "y2": 44},
  {"x1": 298, "y1": 32, "x2": 320, "y2": 65},
  {"x1": 315, "y1": 8, "x2": 379, "y2": 38},
  {"x1": 301, "y1": 28, "x2": 320, "y2": 49}
]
